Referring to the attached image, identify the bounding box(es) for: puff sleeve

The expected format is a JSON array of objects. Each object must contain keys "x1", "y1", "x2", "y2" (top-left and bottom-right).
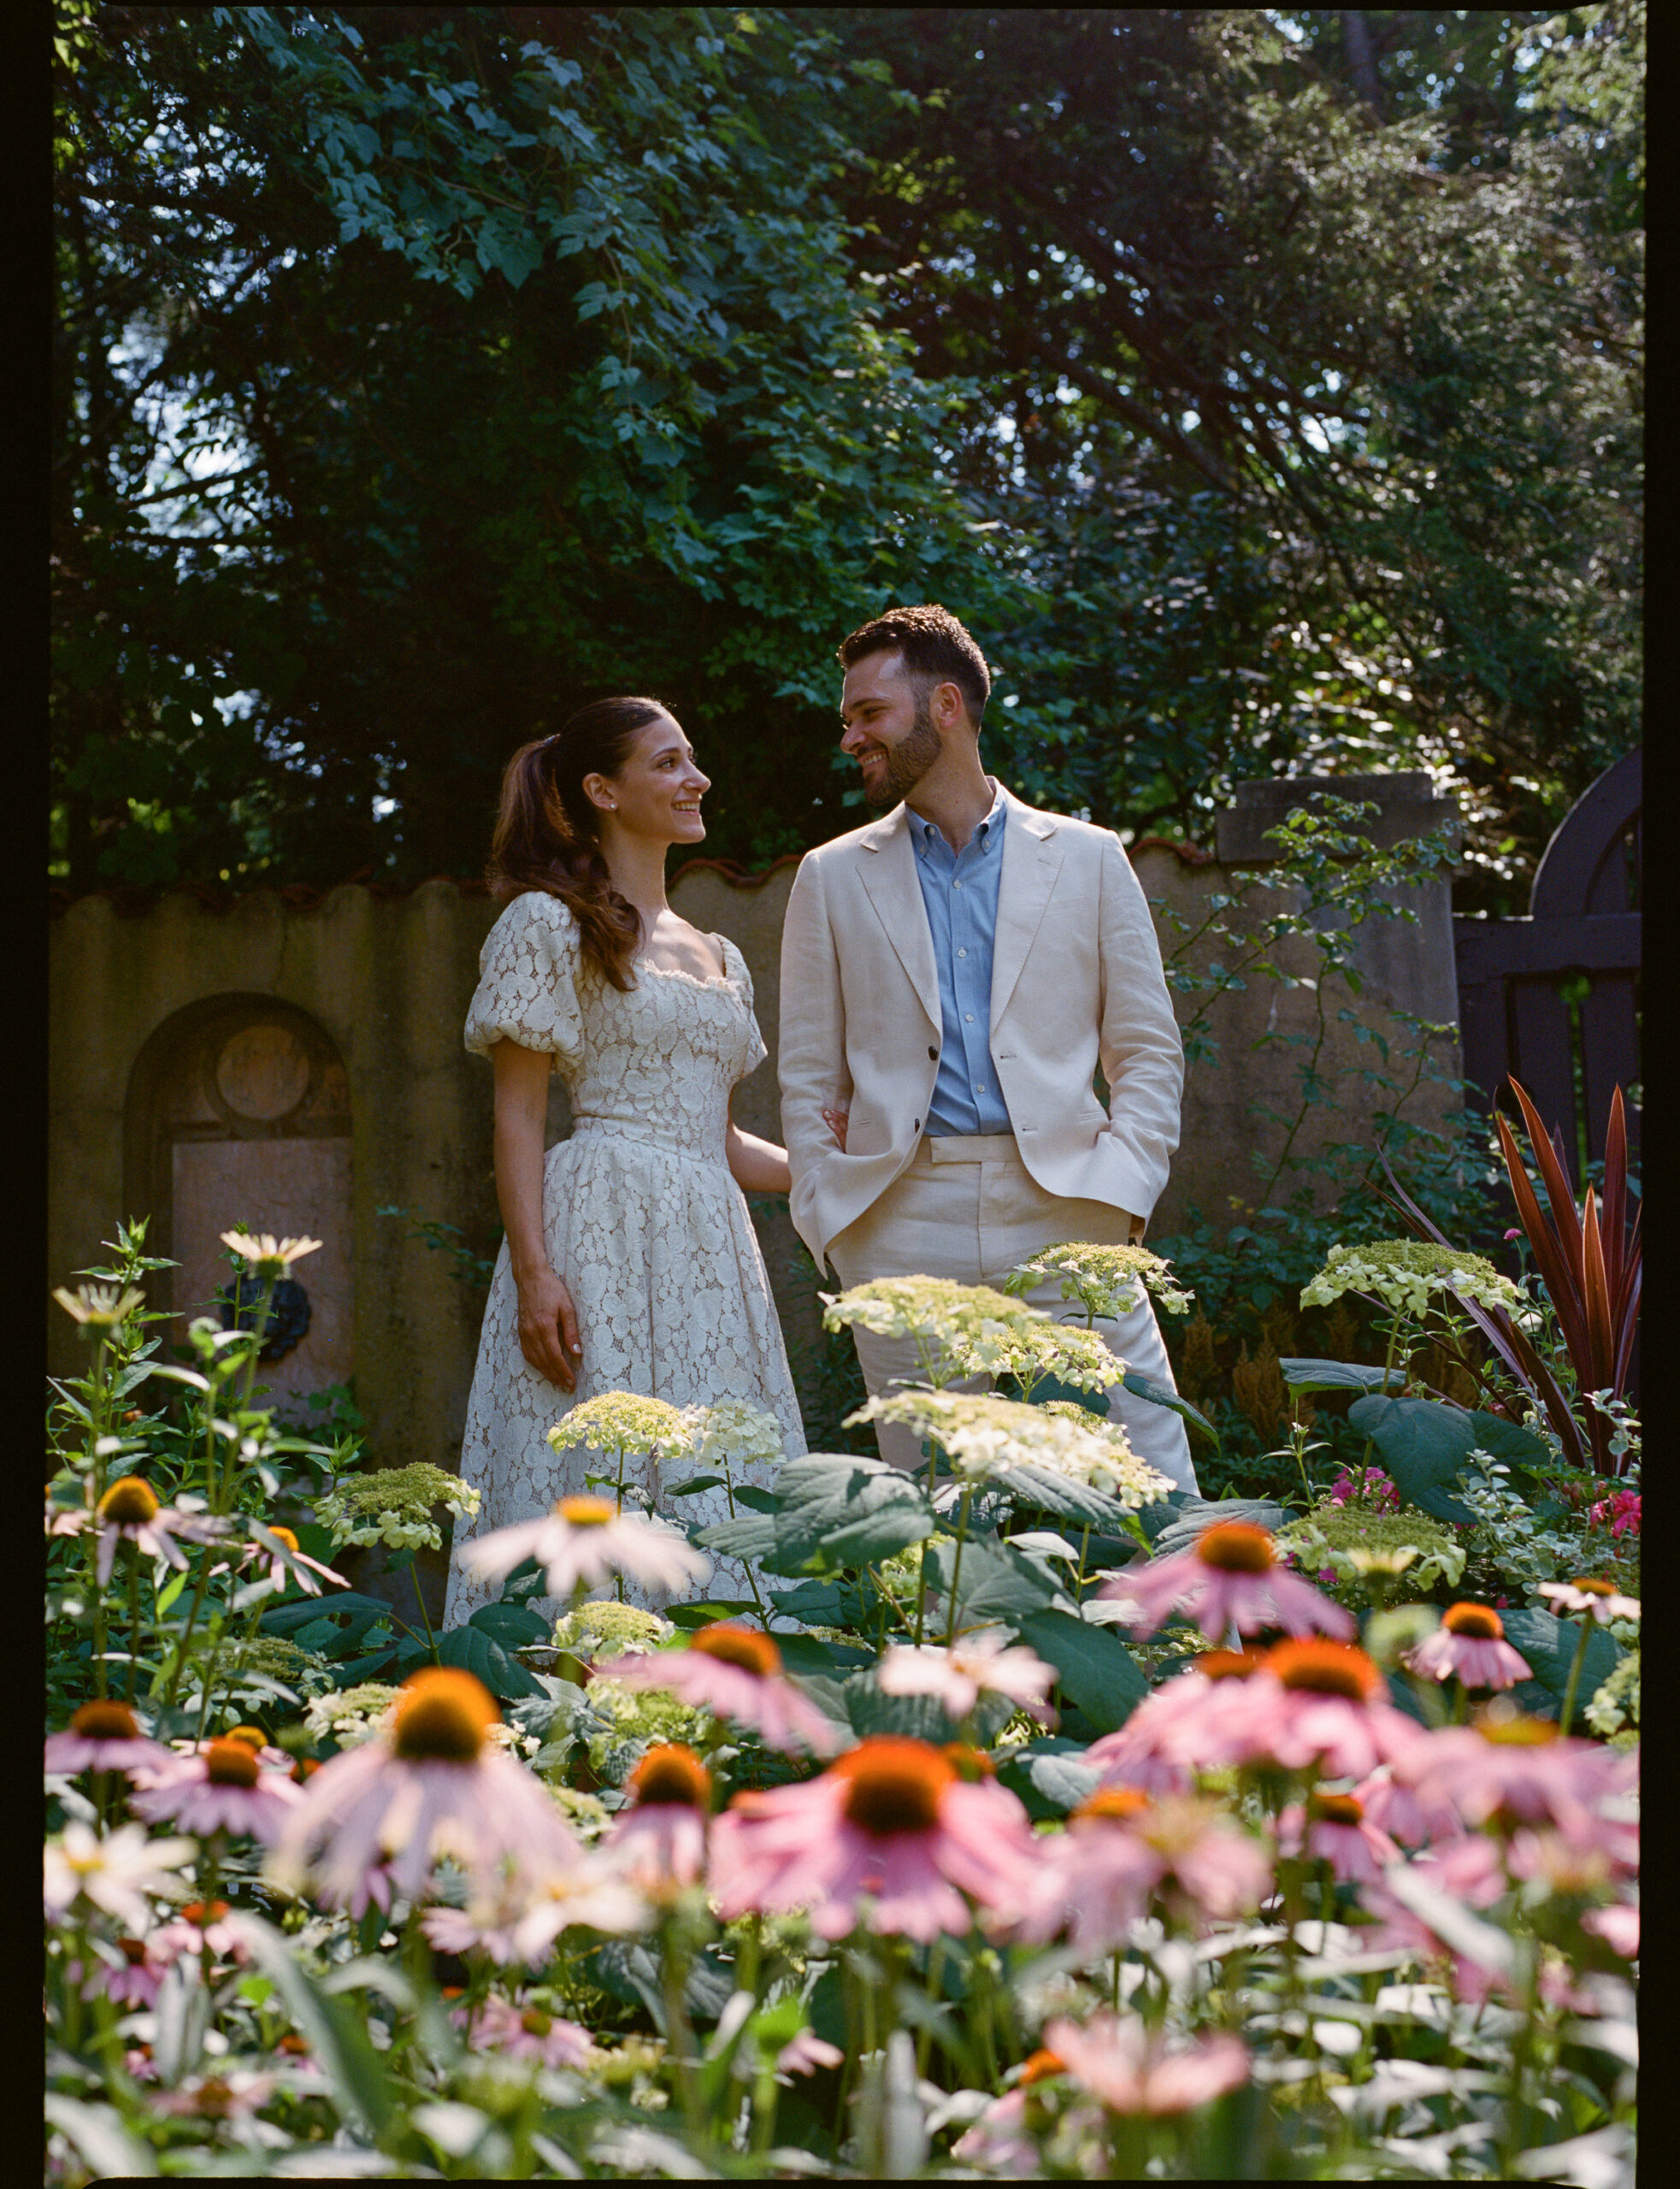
[{"x1": 464, "y1": 891, "x2": 585, "y2": 1070}]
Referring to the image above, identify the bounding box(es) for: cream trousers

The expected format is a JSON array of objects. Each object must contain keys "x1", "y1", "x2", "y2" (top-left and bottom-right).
[{"x1": 827, "y1": 1133, "x2": 1198, "y2": 1493}]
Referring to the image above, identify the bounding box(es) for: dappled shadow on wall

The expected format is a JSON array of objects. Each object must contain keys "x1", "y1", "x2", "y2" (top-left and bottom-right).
[{"x1": 123, "y1": 999, "x2": 353, "y2": 1416}]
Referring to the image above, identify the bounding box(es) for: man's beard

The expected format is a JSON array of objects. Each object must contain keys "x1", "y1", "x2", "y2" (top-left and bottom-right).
[{"x1": 864, "y1": 693, "x2": 941, "y2": 809}]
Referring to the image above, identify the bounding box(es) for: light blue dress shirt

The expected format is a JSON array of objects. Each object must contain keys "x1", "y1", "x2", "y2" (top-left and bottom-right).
[{"x1": 909, "y1": 780, "x2": 1014, "y2": 1136}]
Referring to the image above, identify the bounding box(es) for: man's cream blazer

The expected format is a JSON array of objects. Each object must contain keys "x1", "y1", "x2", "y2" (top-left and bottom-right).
[{"x1": 777, "y1": 786, "x2": 1185, "y2": 1273}]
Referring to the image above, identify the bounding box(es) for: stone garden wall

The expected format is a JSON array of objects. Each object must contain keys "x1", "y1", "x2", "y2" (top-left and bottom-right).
[{"x1": 49, "y1": 774, "x2": 1460, "y2": 1533}]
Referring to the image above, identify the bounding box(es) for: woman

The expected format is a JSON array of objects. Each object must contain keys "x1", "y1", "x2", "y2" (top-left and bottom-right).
[{"x1": 443, "y1": 697, "x2": 840, "y2": 1623}]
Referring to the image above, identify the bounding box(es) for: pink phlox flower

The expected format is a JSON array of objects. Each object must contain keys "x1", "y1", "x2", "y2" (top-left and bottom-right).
[
  {"x1": 775, "y1": 2031, "x2": 844, "y2": 2079},
  {"x1": 1583, "y1": 1901, "x2": 1639, "y2": 1960},
  {"x1": 463, "y1": 1495, "x2": 710, "y2": 1601},
  {"x1": 130, "y1": 1741, "x2": 304, "y2": 1844},
  {"x1": 1278, "y1": 1793, "x2": 1400, "y2": 1885},
  {"x1": 1044, "y1": 2015, "x2": 1250, "y2": 2117},
  {"x1": 709, "y1": 1737, "x2": 1040, "y2": 1942},
  {"x1": 450, "y1": 1993, "x2": 594, "y2": 2069},
  {"x1": 596, "y1": 1626, "x2": 844, "y2": 1755},
  {"x1": 1589, "y1": 1490, "x2": 1640, "y2": 1541},
  {"x1": 44, "y1": 1701, "x2": 174, "y2": 1780},
  {"x1": 1098, "y1": 1521, "x2": 1356, "y2": 1643},
  {"x1": 875, "y1": 1630, "x2": 1057, "y2": 1723}
]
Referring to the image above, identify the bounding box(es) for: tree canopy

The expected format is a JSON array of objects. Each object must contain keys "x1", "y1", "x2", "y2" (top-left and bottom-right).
[{"x1": 54, "y1": 6, "x2": 1641, "y2": 909}]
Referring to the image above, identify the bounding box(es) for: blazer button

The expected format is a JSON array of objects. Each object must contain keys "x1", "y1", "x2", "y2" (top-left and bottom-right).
[
  {"x1": 928, "y1": 1045, "x2": 938, "y2": 1059},
  {"x1": 913, "y1": 1119, "x2": 920, "y2": 1132}
]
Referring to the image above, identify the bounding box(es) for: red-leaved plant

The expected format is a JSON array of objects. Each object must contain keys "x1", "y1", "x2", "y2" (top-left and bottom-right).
[{"x1": 1382, "y1": 1079, "x2": 1640, "y2": 1476}]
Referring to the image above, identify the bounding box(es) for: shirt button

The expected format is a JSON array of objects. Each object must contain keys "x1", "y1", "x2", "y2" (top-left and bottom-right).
[
  {"x1": 964, "y1": 1012, "x2": 974, "y2": 1024},
  {"x1": 957, "y1": 947, "x2": 968, "y2": 959},
  {"x1": 974, "y1": 1083, "x2": 984, "y2": 1094},
  {"x1": 953, "y1": 880, "x2": 963, "y2": 890}
]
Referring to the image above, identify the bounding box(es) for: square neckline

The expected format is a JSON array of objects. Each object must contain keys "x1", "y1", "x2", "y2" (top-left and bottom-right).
[{"x1": 633, "y1": 931, "x2": 738, "y2": 989}]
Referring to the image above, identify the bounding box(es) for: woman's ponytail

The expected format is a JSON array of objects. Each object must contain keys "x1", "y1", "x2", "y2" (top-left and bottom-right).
[{"x1": 486, "y1": 698, "x2": 667, "y2": 989}]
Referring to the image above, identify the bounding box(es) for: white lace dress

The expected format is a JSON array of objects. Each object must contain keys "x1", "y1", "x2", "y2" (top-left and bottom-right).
[{"x1": 442, "y1": 891, "x2": 806, "y2": 1624}]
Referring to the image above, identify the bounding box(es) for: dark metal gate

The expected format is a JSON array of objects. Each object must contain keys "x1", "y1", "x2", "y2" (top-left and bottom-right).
[{"x1": 1453, "y1": 748, "x2": 1642, "y2": 1187}]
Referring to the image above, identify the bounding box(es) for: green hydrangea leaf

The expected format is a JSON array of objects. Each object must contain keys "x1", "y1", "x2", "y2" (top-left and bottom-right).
[{"x1": 1015, "y1": 1607, "x2": 1148, "y2": 1733}]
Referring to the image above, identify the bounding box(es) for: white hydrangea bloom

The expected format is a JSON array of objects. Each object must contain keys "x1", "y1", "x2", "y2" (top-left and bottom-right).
[
  {"x1": 849, "y1": 1390, "x2": 1172, "y2": 1508},
  {"x1": 315, "y1": 1466, "x2": 479, "y2": 1552},
  {"x1": 679, "y1": 1398, "x2": 788, "y2": 1470},
  {"x1": 1006, "y1": 1240, "x2": 1196, "y2": 1319},
  {"x1": 549, "y1": 1392, "x2": 695, "y2": 1460},
  {"x1": 1300, "y1": 1240, "x2": 1522, "y2": 1319}
]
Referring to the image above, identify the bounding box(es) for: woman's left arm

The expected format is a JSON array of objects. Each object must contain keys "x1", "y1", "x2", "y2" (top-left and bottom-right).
[{"x1": 726, "y1": 1122, "x2": 792, "y2": 1195}]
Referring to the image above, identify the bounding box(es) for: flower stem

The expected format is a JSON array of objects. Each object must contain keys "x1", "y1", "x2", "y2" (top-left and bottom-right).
[
  {"x1": 125, "y1": 1544, "x2": 143, "y2": 1703},
  {"x1": 1558, "y1": 1614, "x2": 1595, "y2": 1738},
  {"x1": 942, "y1": 1487, "x2": 974, "y2": 1649}
]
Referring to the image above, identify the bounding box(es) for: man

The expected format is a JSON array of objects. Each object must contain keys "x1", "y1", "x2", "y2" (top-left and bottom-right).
[{"x1": 778, "y1": 602, "x2": 1197, "y2": 1490}]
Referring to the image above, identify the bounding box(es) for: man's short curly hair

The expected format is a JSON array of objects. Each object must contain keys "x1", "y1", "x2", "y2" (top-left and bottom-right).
[{"x1": 837, "y1": 603, "x2": 992, "y2": 729}]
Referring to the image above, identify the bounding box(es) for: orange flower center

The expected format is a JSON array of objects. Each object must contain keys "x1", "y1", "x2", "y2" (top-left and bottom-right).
[
  {"x1": 267, "y1": 1525, "x2": 300, "y2": 1555},
  {"x1": 1443, "y1": 1602, "x2": 1504, "y2": 1639},
  {"x1": 392, "y1": 1668, "x2": 499, "y2": 1763},
  {"x1": 691, "y1": 1624, "x2": 782, "y2": 1678},
  {"x1": 1265, "y1": 1639, "x2": 1382, "y2": 1701},
  {"x1": 629, "y1": 1743, "x2": 712, "y2": 1809},
  {"x1": 205, "y1": 1739, "x2": 260, "y2": 1788},
  {"x1": 119, "y1": 1938, "x2": 149, "y2": 1965},
  {"x1": 195, "y1": 2079, "x2": 235, "y2": 2119},
  {"x1": 940, "y1": 1743, "x2": 996, "y2": 1781},
  {"x1": 1075, "y1": 1787, "x2": 1152, "y2": 1825},
  {"x1": 180, "y1": 1902, "x2": 231, "y2": 1926},
  {"x1": 69, "y1": 1700, "x2": 140, "y2": 1741},
  {"x1": 1307, "y1": 1791, "x2": 1365, "y2": 1826},
  {"x1": 291, "y1": 1758, "x2": 320, "y2": 1784},
  {"x1": 1571, "y1": 1577, "x2": 1616, "y2": 1597},
  {"x1": 1199, "y1": 1649, "x2": 1266, "y2": 1681},
  {"x1": 1473, "y1": 1702, "x2": 1559, "y2": 1747},
  {"x1": 98, "y1": 1477, "x2": 159, "y2": 1525},
  {"x1": 1020, "y1": 2049, "x2": 1067, "y2": 2086},
  {"x1": 277, "y1": 2033, "x2": 309, "y2": 2056},
  {"x1": 223, "y1": 1726, "x2": 268, "y2": 1752},
  {"x1": 1196, "y1": 1521, "x2": 1275, "y2": 1573},
  {"x1": 521, "y1": 2007, "x2": 553, "y2": 2037},
  {"x1": 557, "y1": 1496, "x2": 616, "y2": 1527},
  {"x1": 831, "y1": 1737, "x2": 955, "y2": 1837}
]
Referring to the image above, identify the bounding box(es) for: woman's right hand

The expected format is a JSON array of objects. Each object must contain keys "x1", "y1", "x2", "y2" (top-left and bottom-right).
[{"x1": 516, "y1": 1266, "x2": 582, "y2": 1391}]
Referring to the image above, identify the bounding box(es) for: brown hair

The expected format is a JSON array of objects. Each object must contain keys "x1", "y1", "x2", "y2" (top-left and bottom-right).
[
  {"x1": 486, "y1": 696, "x2": 669, "y2": 989},
  {"x1": 837, "y1": 603, "x2": 992, "y2": 729}
]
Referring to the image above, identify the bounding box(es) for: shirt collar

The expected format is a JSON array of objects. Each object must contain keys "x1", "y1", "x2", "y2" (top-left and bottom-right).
[{"x1": 910, "y1": 777, "x2": 1006, "y2": 855}]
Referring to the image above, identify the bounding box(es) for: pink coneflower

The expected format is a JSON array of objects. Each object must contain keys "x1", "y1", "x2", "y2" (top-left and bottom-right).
[
  {"x1": 1017, "y1": 1790, "x2": 1271, "y2": 1953},
  {"x1": 270, "y1": 1667, "x2": 581, "y2": 1909},
  {"x1": 1236, "y1": 1640, "x2": 1425, "y2": 1779},
  {"x1": 1278, "y1": 1791, "x2": 1400, "y2": 1885},
  {"x1": 1084, "y1": 1651, "x2": 1266, "y2": 1791},
  {"x1": 1099, "y1": 1522, "x2": 1356, "y2": 1643},
  {"x1": 130, "y1": 1738, "x2": 304, "y2": 1844},
  {"x1": 451, "y1": 1992, "x2": 594, "y2": 2069},
  {"x1": 77, "y1": 1932, "x2": 174, "y2": 2010},
  {"x1": 597, "y1": 1626, "x2": 843, "y2": 1755},
  {"x1": 44, "y1": 1700, "x2": 173, "y2": 1779},
  {"x1": 1405, "y1": 1603, "x2": 1532, "y2": 1690},
  {"x1": 709, "y1": 1735, "x2": 1040, "y2": 1941},
  {"x1": 1347, "y1": 1765, "x2": 1461, "y2": 1850},
  {"x1": 150, "y1": 1898, "x2": 251, "y2": 1967},
  {"x1": 220, "y1": 1522, "x2": 347, "y2": 1597},
  {"x1": 1044, "y1": 2015, "x2": 1250, "y2": 2117},
  {"x1": 604, "y1": 1744, "x2": 711, "y2": 1891},
  {"x1": 876, "y1": 1632, "x2": 1057, "y2": 1723},
  {"x1": 151, "y1": 2071, "x2": 280, "y2": 2120},
  {"x1": 1537, "y1": 1577, "x2": 1640, "y2": 1623},
  {"x1": 462, "y1": 1496, "x2": 710, "y2": 1600},
  {"x1": 1394, "y1": 1702, "x2": 1624, "y2": 1842},
  {"x1": 1583, "y1": 1902, "x2": 1639, "y2": 1959},
  {"x1": 89, "y1": 1477, "x2": 227, "y2": 1585},
  {"x1": 776, "y1": 2031, "x2": 845, "y2": 2078},
  {"x1": 953, "y1": 2053, "x2": 1088, "y2": 2171}
]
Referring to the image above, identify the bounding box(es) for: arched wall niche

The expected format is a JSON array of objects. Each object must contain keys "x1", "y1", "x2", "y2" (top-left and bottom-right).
[{"x1": 124, "y1": 995, "x2": 354, "y2": 1413}]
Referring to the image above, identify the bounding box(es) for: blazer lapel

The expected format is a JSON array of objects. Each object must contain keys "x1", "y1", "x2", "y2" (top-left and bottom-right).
[
  {"x1": 858, "y1": 807, "x2": 940, "y2": 1028},
  {"x1": 990, "y1": 796, "x2": 1064, "y2": 1029}
]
